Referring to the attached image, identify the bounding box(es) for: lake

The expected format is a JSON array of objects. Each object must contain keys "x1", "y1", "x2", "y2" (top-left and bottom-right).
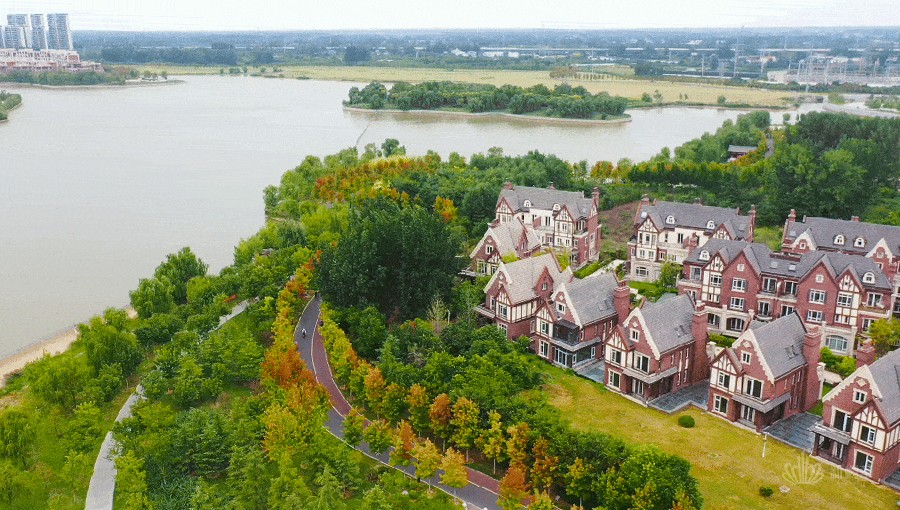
[{"x1": 0, "y1": 75, "x2": 756, "y2": 359}]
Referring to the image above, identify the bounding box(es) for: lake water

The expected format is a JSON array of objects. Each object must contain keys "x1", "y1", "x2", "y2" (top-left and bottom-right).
[{"x1": 0, "y1": 75, "x2": 754, "y2": 359}]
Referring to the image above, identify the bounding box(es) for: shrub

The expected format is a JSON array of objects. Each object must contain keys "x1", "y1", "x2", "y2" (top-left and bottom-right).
[
  {"x1": 759, "y1": 486, "x2": 774, "y2": 498},
  {"x1": 709, "y1": 334, "x2": 735, "y2": 348},
  {"x1": 677, "y1": 415, "x2": 695, "y2": 428}
]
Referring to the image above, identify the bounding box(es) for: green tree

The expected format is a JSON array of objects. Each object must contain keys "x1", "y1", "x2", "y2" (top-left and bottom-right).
[
  {"x1": 450, "y1": 396, "x2": 480, "y2": 461},
  {"x1": 870, "y1": 318, "x2": 900, "y2": 355},
  {"x1": 115, "y1": 451, "x2": 153, "y2": 510},
  {"x1": 363, "y1": 419, "x2": 393, "y2": 454},
  {"x1": 134, "y1": 313, "x2": 183, "y2": 347},
  {"x1": 412, "y1": 438, "x2": 441, "y2": 482},
  {"x1": 129, "y1": 277, "x2": 176, "y2": 318},
  {"x1": 0, "y1": 460, "x2": 27, "y2": 503},
  {"x1": 565, "y1": 457, "x2": 592, "y2": 507},
  {"x1": 381, "y1": 138, "x2": 405, "y2": 157},
  {"x1": 228, "y1": 445, "x2": 270, "y2": 510},
  {"x1": 506, "y1": 422, "x2": 531, "y2": 469},
  {"x1": 406, "y1": 383, "x2": 431, "y2": 434},
  {"x1": 362, "y1": 486, "x2": 392, "y2": 510},
  {"x1": 27, "y1": 353, "x2": 90, "y2": 410},
  {"x1": 657, "y1": 262, "x2": 682, "y2": 290},
  {"x1": 79, "y1": 316, "x2": 143, "y2": 375},
  {"x1": 530, "y1": 491, "x2": 554, "y2": 510},
  {"x1": 480, "y1": 410, "x2": 506, "y2": 473},
  {"x1": 440, "y1": 447, "x2": 468, "y2": 494},
  {"x1": 342, "y1": 410, "x2": 365, "y2": 448},
  {"x1": 268, "y1": 456, "x2": 312, "y2": 510},
  {"x1": 308, "y1": 465, "x2": 346, "y2": 510},
  {"x1": 65, "y1": 402, "x2": 103, "y2": 454},
  {"x1": 0, "y1": 408, "x2": 35, "y2": 467},
  {"x1": 380, "y1": 382, "x2": 408, "y2": 424},
  {"x1": 154, "y1": 247, "x2": 209, "y2": 305}
]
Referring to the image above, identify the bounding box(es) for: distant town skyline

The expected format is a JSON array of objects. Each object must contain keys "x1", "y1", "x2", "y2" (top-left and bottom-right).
[{"x1": 1, "y1": 0, "x2": 898, "y2": 31}]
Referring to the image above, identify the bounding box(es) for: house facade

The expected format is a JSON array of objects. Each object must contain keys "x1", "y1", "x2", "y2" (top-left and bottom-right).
[
  {"x1": 604, "y1": 294, "x2": 710, "y2": 402},
  {"x1": 531, "y1": 271, "x2": 623, "y2": 369},
  {"x1": 782, "y1": 212, "x2": 900, "y2": 318},
  {"x1": 469, "y1": 217, "x2": 542, "y2": 276},
  {"x1": 495, "y1": 183, "x2": 602, "y2": 268},
  {"x1": 811, "y1": 346, "x2": 900, "y2": 484},
  {"x1": 678, "y1": 239, "x2": 894, "y2": 357},
  {"x1": 707, "y1": 314, "x2": 823, "y2": 432},
  {"x1": 477, "y1": 254, "x2": 573, "y2": 341},
  {"x1": 628, "y1": 196, "x2": 755, "y2": 282}
]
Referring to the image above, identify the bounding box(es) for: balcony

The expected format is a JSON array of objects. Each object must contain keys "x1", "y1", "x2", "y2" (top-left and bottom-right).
[
  {"x1": 623, "y1": 365, "x2": 677, "y2": 384},
  {"x1": 732, "y1": 392, "x2": 790, "y2": 414},
  {"x1": 474, "y1": 305, "x2": 496, "y2": 320}
]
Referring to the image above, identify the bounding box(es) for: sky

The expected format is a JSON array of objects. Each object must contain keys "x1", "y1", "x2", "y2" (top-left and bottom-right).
[{"x1": 2, "y1": 0, "x2": 899, "y2": 31}]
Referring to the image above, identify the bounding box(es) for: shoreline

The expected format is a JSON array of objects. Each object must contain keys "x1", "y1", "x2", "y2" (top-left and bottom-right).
[
  {"x1": 342, "y1": 105, "x2": 633, "y2": 125},
  {"x1": 0, "y1": 99, "x2": 22, "y2": 124},
  {"x1": 0, "y1": 79, "x2": 184, "y2": 91}
]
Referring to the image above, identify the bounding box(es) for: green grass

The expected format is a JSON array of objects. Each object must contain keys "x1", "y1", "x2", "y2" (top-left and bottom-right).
[
  {"x1": 753, "y1": 226, "x2": 784, "y2": 251},
  {"x1": 809, "y1": 383, "x2": 835, "y2": 417},
  {"x1": 541, "y1": 364, "x2": 898, "y2": 510},
  {"x1": 628, "y1": 280, "x2": 675, "y2": 301}
]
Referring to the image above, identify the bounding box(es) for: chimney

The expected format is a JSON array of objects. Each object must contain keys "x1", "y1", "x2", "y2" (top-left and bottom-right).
[
  {"x1": 592, "y1": 186, "x2": 600, "y2": 204},
  {"x1": 802, "y1": 326, "x2": 824, "y2": 412},
  {"x1": 686, "y1": 233, "x2": 700, "y2": 250},
  {"x1": 634, "y1": 194, "x2": 651, "y2": 224},
  {"x1": 691, "y1": 301, "x2": 710, "y2": 382},
  {"x1": 850, "y1": 215, "x2": 860, "y2": 222},
  {"x1": 503, "y1": 181, "x2": 513, "y2": 190},
  {"x1": 694, "y1": 197, "x2": 703, "y2": 205},
  {"x1": 548, "y1": 182, "x2": 555, "y2": 190},
  {"x1": 856, "y1": 339, "x2": 876, "y2": 368},
  {"x1": 614, "y1": 278, "x2": 631, "y2": 323},
  {"x1": 787, "y1": 209, "x2": 796, "y2": 223},
  {"x1": 748, "y1": 205, "x2": 757, "y2": 241}
]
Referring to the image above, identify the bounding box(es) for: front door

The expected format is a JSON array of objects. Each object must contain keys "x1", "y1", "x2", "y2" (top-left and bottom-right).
[
  {"x1": 741, "y1": 405, "x2": 756, "y2": 423},
  {"x1": 632, "y1": 379, "x2": 645, "y2": 398}
]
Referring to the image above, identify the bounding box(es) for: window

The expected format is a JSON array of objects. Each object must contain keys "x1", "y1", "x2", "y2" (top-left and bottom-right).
[
  {"x1": 714, "y1": 395, "x2": 729, "y2": 415},
  {"x1": 498, "y1": 323, "x2": 508, "y2": 335},
  {"x1": 867, "y1": 293, "x2": 883, "y2": 308},
  {"x1": 718, "y1": 372, "x2": 731, "y2": 389},
  {"x1": 834, "y1": 410, "x2": 852, "y2": 433},
  {"x1": 853, "y1": 390, "x2": 866, "y2": 404},
  {"x1": 730, "y1": 297, "x2": 745, "y2": 311},
  {"x1": 544, "y1": 216, "x2": 551, "y2": 227},
  {"x1": 863, "y1": 272, "x2": 875, "y2": 284},
  {"x1": 540, "y1": 321, "x2": 550, "y2": 336},
  {"x1": 608, "y1": 371, "x2": 621, "y2": 389},
  {"x1": 815, "y1": 274, "x2": 824, "y2": 283},
  {"x1": 552, "y1": 204, "x2": 560, "y2": 211},
  {"x1": 539, "y1": 341, "x2": 549, "y2": 358},
  {"x1": 758, "y1": 301, "x2": 771, "y2": 318},
  {"x1": 677, "y1": 233, "x2": 684, "y2": 244},
  {"x1": 666, "y1": 215, "x2": 675, "y2": 224},
  {"x1": 726, "y1": 317, "x2": 745, "y2": 332},
  {"x1": 741, "y1": 405, "x2": 756, "y2": 422},
  {"x1": 762, "y1": 278, "x2": 777, "y2": 294},
  {"x1": 557, "y1": 302, "x2": 566, "y2": 313},
  {"x1": 825, "y1": 336, "x2": 848, "y2": 353},
  {"x1": 590, "y1": 346, "x2": 596, "y2": 359},
  {"x1": 784, "y1": 281, "x2": 798, "y2": 296},
  {"x1": 699, "y1": 250, "x2": 710, "y2": 261},
  {"x1": 862, "y1": 318, "x2": 875, "y2": 332},
  {"x1": 741, "y1": 351, "x2": 751, "y2": 364},
  {"x1": 737, "y1": 263, "x2": 745, "y2": 272},
  {"x1": 731, "y1": 278, "x2": 747, "y2": 292},
  {"x1": 561, "y1": 223, "x2": 568, "y2": 233},
  {"x1": 710, "y1": 274, "x2": 722, "y2": 287},
  {"x1": 541, "y1": 282, "x2": 548, "y2": 291},
  {"x1": 834, "y1": 234, "x2": 845, "y2": 245},
  {"x1": 806, "y1": 310, "x2": 823, "y2": 323},
  {"x1": 609, "y1": 348, "x2": 623, "y2": 365},
  {"x1": 554, "y1": 349, "x2": 569, "y2": 367},
  {"x1": 781, "y1": 305, "x2": 796, "y2": 317},
  {"x1": 745, "y1": 378, "x2": 763, "y2": 399},
  {"x1": 690, "y1": 266, "x2": 701, "y2": 280},
  {"x1": 855, "y1": 452, "x2": 873, "y2": 474},
  {"x1": 523, "y1": 200, "x2": 532, "y2": 208},
  {"x1": 854, "y1": 237, "x2": 866, "y2": 248},
  {"x1": 634, "y1": 354, "x2": 650, "y2": 373},
  {"x1": 636, "y1": 266, "x2": 649, "y2": 277},
  {"x1": 837, "y1": 292, "x2": 853, "y2": 307},
  {"x1": 630, "y1": 329, "x2": 639, "y2": 342},
  {"x1": 706, "y1": 220, "x2": 716, "y2": 229},
  {"x1": 707, "y1": 314, "x2": 721, "y2": 328},
  {"x1": 809, "y1": 290, "x2": 826, "y2": 303},
  {"x1": 498, "y1": 304, "x2": 509, "y2": 319},
  {"x1": 486, "y1": 245, "x2": 494, "y2": 254},
  {"x1": 860, "y1": 426, "x2": 876, "y2": 445}
]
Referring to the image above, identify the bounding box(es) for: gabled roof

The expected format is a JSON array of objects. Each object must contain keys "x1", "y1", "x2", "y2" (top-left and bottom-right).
[
  {"x1": 784, "y1": 216, "x2": 900, "y2": 256},
  {"x1": 747, "y1": 313, "x2": 808, "y2": 380},
  {"x1": 499, "y1": 185, "x2": 594, "y2": 219},
  {"x1": 637, "y1": 200, "x2": 751, "y2": 239},
  {"x1": 555, "y1": 271, "x2": 618, "y2": 326},
  {"x1": 685, "y1": 240, "x2": 892, "y2": 289},
  {"x1": 867, "y1": 349, "x2": 900, "y2": 425},
  {"x1": 636, "y1": 294, "x2": 695, "y2": 355},
  {"x1": 487, "y1": 253, "x2": 572, "y2": 304},
  {"x1": 470, "y1": 218, "x2": 540, "y2": 259}
]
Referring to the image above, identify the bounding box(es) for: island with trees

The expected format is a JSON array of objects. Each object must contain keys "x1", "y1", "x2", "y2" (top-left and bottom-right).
[
  {"x1": 0, "y1": 91, "x2": 22, "y2": 122},
  {"x1": 345, "y1": 81, "x2": 631, "y2": 121}
]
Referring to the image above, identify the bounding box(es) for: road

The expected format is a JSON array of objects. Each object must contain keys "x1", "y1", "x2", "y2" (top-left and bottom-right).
[{"x1": 295, "y1": 294, "x2": 502, "y2": 510}]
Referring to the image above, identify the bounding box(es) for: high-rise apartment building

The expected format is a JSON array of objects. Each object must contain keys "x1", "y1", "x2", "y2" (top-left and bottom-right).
[
  {"x1": 4, "y1": 14, "x2": 33, "y2": 49},
  {"x1": 30, "y1": 14, "x2": 48, "y2": 50},
  {"x1": 47, "y1": 13, "x2": 73, "y2": 50}
]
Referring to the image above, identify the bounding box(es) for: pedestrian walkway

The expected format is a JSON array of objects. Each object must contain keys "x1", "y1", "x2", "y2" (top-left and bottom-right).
[
  {"x1": 764, "y1": 412, "x2": 821, "y2": 452},
  {"x1": 648, "y1": 381, "x2": 709, "y2": 414},
  {"x1": 295, "y1": 295, "x2": 501, "y2": 509}
]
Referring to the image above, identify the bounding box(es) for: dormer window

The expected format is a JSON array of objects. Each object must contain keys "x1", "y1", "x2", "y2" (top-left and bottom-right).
[
  {"x1": 523, "y1": 200, "x2": 531, "y2": 208},
  {"x1": 834, "y1": 234, "x2": 845, "y2": 245},
  {"x1": 557, "y1": 302, "x2": 566, "y2": 313},
  {"x1": 553, "y1": 204, "x2": 560, "y2": 211},
  {"x1": 699, "y1": 250, "x2": 710, "y2": 261},
  {"x1": 665, "y1": 215, "x2": 675, "y2": 224},
  {"x1": 854, "y1": 237, "x2": 865, "y2": 248},
  {"x1": 863, "y1": 272, "x2": 875, "y2": 284},
  {"x1": 706, "y1": 220, "x2": 715, "y2": 229}
]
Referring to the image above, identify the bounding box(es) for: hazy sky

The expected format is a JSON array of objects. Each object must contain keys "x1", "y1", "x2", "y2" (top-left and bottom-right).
[{"x1": 3, "y1": 0, "x2": 899, "y2": 31}]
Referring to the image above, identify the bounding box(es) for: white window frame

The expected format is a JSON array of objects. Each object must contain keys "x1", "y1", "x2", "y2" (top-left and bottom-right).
[
  {"x1": 859, "y1": 425, "x2": 876, "y2": 445},
  {"x1": 806, "y1": 310, "x2": 823, "y2": 323},
  {"x1": 741, "y1": 351, "x2": 751, "y2": 364},
  {"x1": 714, "y1": 395, "x2": 729, "y2": 415},
  {"x1": 825, "y1": 335, "x2": 848, "y2": 353},
  {"x1": 731, "y1": 278, "x2": 747, "y2": 292},
  {"x1": 762, "y1": 278, "x2": 777, "y2": 294},
  {"x1": 837, "y1": 292, "x2": 853, "y2": 307},
  {"x1": 809, "y1": 289, "x2": 826, "y2": 304},
  {"x1": 853, "y1": 390, "x2": 866, "y2": 404},
  {"x1": 608, "y1": 371, "x2": 621, "y2": 389},
  {"x1": 745, "y1": 378, "x2": 763, "y2": 399},
  {"x1": 718, "y1": 372, "x2": 731, "y2": 389},
  {"x1": 854, "y1": 237, "x2": 865, "y2": 248},
  {"x1": 866, "y1": 293, "x2": 883, "y2": 308},
  {"x1": 784, "y1": 281, "x2": 798, "y2": 296},
  {"x1": 609, "y1": 348, "x2": 622, "y2": 366},
  {"x1": 863, "y1": 272, "x2": 875, "y2": 284},
  {"x1": 855, "y1": 451, "x2": 873, "y2": 475},
  {"x1": 539, "y1": 341, "x2": 549, "y2": 358},
  {"x1": 730, "y1": 297, "x2": 745, "y2": 311},
  {"x1": 634, "y1": 354, "x2": 650, "y2": 373},
  {"x1": 709, "y1": 274, "x2": 722, "y2": 287}
]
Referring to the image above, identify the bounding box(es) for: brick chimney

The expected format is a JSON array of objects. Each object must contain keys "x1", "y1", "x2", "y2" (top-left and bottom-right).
[
  {"x1": 503, "y1": 181, "x2": 513, "y2": 190},
  {"x1": 856, "y1": 339, "x2": 876, "y2": 368},
  {"x1": 748, "y1": 205, "x2": 757, "y2": 242},
  {"x1": 614, "y1": 279, "x2": 631, "y2": 323},
  {"x1": 685, "y1": 233, "x2": 700, "y2": 250},
  {"x1": 850, "y1": 215, "x2": 860, "y2": 222},
  {"x1": 694, "y1": 197, "x2": 703, "y2": 205},
  {"x1": 691, "y1": 301, "x2": 710, "y2": 382},
  {"x1": 548, "y1": 182, "x2": 555, "y2": 190},
  {"x1": 635, "y1": 194, "x2": 651, "y2": 225},
  {"x1": 592, "y1": 186, "x2": 600, "y2": 204},
  {"x1": 787, "y1": 208, "x2": 796, "y2": 222},
  {"x1": 802, "y1": 326, "x2": 824, "y2": 412}
]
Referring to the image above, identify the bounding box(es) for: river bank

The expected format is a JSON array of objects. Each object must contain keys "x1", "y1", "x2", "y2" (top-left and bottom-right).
[
  {"x1": 343, "y1": 105, "x2": 632, "y2": 124},
  {"x1": 0, "y1": 79, "x2": 183, "y2": 90}
]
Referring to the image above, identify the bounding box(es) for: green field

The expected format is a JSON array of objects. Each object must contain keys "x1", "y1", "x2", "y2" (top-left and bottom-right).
[
  {"x1": 145, "y1": 64, "x2": 796, "y2": 107},
  {"x1": 541, "y1": 365, "x2": 898, "y2": 510}
]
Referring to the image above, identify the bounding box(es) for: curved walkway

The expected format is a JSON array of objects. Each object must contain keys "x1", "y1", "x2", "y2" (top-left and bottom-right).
[{"x1": 295, "y1": 295, "x2": 502, "y2": 509}]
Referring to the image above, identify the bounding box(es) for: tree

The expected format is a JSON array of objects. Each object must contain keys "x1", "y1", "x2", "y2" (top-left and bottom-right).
[
  {"x1": 364, "y1": 366, "x2": 387, "y2": 410},
  {"x1": 363, "y1": 419, "x2": 393, "y2": 454},
  {"x1": 439, "y1": 447, "x2": 468, "y2": 494},
  {"x1": 65, "y1": 402, "x2": 103, "y2": 454},
  {"x1": 309, "y1": 465, "x2": 346, "y2": 510},
  {"x1": 412, "y1": 439, "x2": 441, "y2": 482},
  {"x1": 390, "y1": 420, "x2": 415, "y2": 467},
  {"x1": 565, "y1": 457, "x2": 592, "y2": 507},
  {"x1": 129, "y1": 277, "x2": 175, "y2": 318},
  {"x1": 380, "y1": 382, "x2": 408, "y2": 424},
  {"x1": 27, "y1": 353, "x2": 90, "y2": 410},
  {"x1": 362, "y1": 486, "x2": 392, "y2": 510},
  {"x1": 498, "y1": 464, "x2": 529, "y2": 510},
  {"x1": 870, "y1": 318, "x2": 900, "y2": 355},
  {"x1": 154, "y1": 247, "x2": 209, "y2": 305},
  {"x1": 0, "y1": 460, "x2": 27, "y2": 504},
  {"x1": 530, "y1": 491, "x2": 554, "y2": 510},
  {"x1": 381, "y1": 138, "x2": 405, "y2": 157},
  {"x1": 79, "y1": 316, "x2": 143, "y2": 376},
  {"x1": 115, "y1": 451, "x2": 153, "y2": 510},
  {"x1": 342, "y1": 410, "x2": 365, "y2": 447},
  {"x1": 0, "y1": 408, "x2": 35, "y2": 468},
  {"x1": 506, "y1": 422, "x2": 531, "y2": 469},
  {"x1": 344, "y1": 46, "x2": 371, "y2": 65},
  {"x1": 450, "y1": 396, "x2": 480, "y2": 461},
  {"x1": 429, "y1": 393, "x2": 452, "y2": 449},
  {"x1": 228, "y1": 445, "x2": 270, "y2": 510},
  {"x1": 268, "y1": 456, "x2": 312, "y2": 510},
  {"x1": 134, "y1": 313, "x2": 183, "y2": 347},
  {"x1": 657, "y1": 262, "x2": 682, "y2": 290},
  {"x1": 406, "y1": 383, "x2": 431, "y2": 434},
  {"x1": 480, "y1": 410, "x2": 506, "y2": 473},
  {"x1": 530, "y1": 437, "x2": 559, "y2": 493}
]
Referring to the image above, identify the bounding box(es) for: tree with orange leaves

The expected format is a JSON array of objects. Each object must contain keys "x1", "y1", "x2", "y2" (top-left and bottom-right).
[
  {"x1": 530, "y1": 436, "x2": 559, "y2": 493},
  {"x1": 498, "y1": 464, "x2": 529, "y2": 510},
  {"x1": 390, "y1": 420, "x2": 416, "y2": 467},
  {"x1": 429, "y1": 393, "x2": 452, "y2": 449},
  {"x1": 433, "y1": 196, "x2": 458, "y2": 223}
]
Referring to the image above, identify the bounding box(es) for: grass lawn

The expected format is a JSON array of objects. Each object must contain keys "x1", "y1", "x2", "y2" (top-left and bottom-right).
[
  {"x1": 541, "y1": 365, "x2": 898, "y2": 510},
  {"x1": 146, "y1": 64, "x2": 796, "y2": 107}
]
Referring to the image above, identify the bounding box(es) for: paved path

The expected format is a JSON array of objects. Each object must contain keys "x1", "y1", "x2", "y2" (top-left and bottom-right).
[{"x1": 295, "y1": 295, "x2": 502, "y2": 509}]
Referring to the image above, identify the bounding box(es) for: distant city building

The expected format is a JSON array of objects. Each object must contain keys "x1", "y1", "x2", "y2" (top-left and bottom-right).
[
  {"x1": 0, "y1": 48, "x2": 102, "y2": 73},
  {"x1": 30, "y1": 14, "x2": 48, "y2": 50},
  {"x1": 2, "y1": 25, "x2": 28, "y2": 49},
  {"x1": 47, "y1": 13, "x2": 73, "y2": 51}
]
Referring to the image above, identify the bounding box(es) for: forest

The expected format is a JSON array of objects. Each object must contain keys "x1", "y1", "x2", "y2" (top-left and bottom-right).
[
  {"x1": 345, "y1": 81, "x2": 630, "y2": 119},
  {"x1": 0, "y1": 90, "x2": 22, "y2": 121}
]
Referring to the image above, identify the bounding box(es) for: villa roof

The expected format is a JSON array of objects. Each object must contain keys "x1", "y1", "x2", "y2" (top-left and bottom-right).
[
  {"x1": 748, "y1": 313, "x2": 808, "y2": 380},
  {"x1": 637, "y1": 200, "x2": 751, "y2": 239},
  {"x1": 639, "y1": 294, "x2": 696, "y2": 354},
  {"x1": 784, "y1": 216, "x2": 900, "y2": 255},
  {"x1": 559, "y1": 271, "x2": 619, "y2": 326},
  {"x1": 492, "y1": 253, "x2": 572, "y2": 304},
  {"x1": 499, "y1": 185, "x2": 593, "y2": 218},
  {"x1": 472, "y1": 218, "x2": 540, "y2": 259},
  {"x1": 867, "y1": 349, "x2": 900, "y2": 425}
]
